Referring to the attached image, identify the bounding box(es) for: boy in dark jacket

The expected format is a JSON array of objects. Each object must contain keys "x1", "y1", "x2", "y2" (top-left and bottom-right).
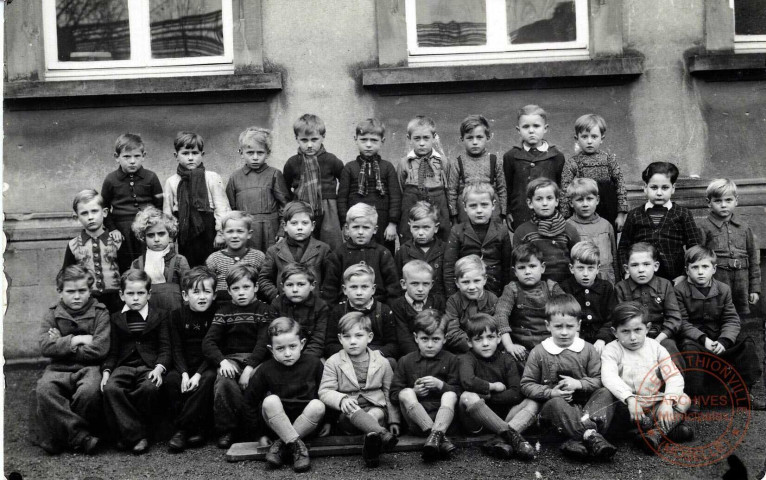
[
  {"x1": 391, "y1": 260, "x2": 446, "y2": 356},
  {"x1": 395, "y1": 201, "x2": 447, "y2": 297}
]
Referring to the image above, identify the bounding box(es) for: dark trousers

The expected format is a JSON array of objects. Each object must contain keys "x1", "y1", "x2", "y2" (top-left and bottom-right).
[
  {"x1": 103, "y1": 365, "x2": 161, "y2": 444},
  {"x1": 213, "y1": 355, "x2": 250, "y2": 433},
  {"x1": 163, "y1": 368, "x2": 217, "y2": 433},
  {"x1": 36, "y1": 366, "x2": 103, "y2": 448},
  {"x1": 176, "y1": 211, "x2": 216, "y2": 267},
  {"x1": 113, "y1": 218, "x2": 143, "y2": 273},
  {"x1": 681, "y1": 335, "x2": 762, "y2": 393},
  {"x1": 539, "y1": 387, "x2": 616, "y2": 440}
]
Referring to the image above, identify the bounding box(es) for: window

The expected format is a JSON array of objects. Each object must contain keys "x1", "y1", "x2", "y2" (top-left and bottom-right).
[
  {"x1": 42, "y1": 0, "x2": 234, "y2": 80},
  {"x1": 734, "y1": 0, "x2": 766, "y2": 52},
  {"x1": 405, "y1": 0, "x2": 589, "y2": 65}
]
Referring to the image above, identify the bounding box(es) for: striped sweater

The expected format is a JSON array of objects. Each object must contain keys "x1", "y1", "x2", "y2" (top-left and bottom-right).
[
  {"x1": 201, "y1": 300, "x2": 277, "y2": 367},
  {"x1": 205, "y1": 248, "x2": 266, "y2": 298}
]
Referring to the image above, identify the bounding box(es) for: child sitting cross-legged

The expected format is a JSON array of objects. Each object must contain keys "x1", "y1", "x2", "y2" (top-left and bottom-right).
[
  {"x1": 520, "y1": 294, "x2": 617, "y2": 461},
  {"x1": 458, "y1": 314, "x2": 536, "y2": 461},
  {"x1": 271, "y1": 262, "x2": 329, "y2": 359},
  {"x1": 601, "y1": 301, "x2": 693, "y2": 454},
  {"x1": 395, "y1": 201, "x2": 447, "y2": 297},
  {"x1": 390, "y1": 310, "x2": 460, "y2": 462},
  {"x1": 319, "y1": 312, "x2": 401, "y2": 468},
  {"x1": 243, "y1": 317, "x2": 326, "y2": 472},
  {"x1": 390, "y1": 260, "x2": 446, "y2": 356}
]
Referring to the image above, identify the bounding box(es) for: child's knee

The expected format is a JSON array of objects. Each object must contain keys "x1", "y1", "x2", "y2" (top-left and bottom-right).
[
  {"x1": 460, "y1": 391, "x2": 480, "y2": 409},
  {"x1": 306, "y1": 399, "x2": 326, "y2": 418},
  {"x1": 520, "y1": 398, "x2": 540, "y2": 414},
  {"x1": 261, "y1": 394, "x2": 283, "y2": 414},
  {"x1": 441, "y1": 391, "x2": 458, "y2": 406},
  {"x1": 398, "y1": 388, "x2": 418, "y2": 406},
  {"x1": 368, "y1": 408, "x2": 385, "y2": 422}
]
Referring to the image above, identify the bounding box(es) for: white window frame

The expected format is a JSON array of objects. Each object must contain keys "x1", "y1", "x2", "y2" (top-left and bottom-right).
[
  {"x1": 405, "y1": 0, "x2": 589, "y2": 66},
  {"x1": 42, "y1": 0, "x2": 234, "y2": 80},
  {"x1": 733, "y1": 0, "x2": 766, "y2": 52}
]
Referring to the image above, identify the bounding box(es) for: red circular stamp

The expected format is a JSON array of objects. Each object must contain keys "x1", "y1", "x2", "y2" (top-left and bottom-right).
[{"x1": 636, "y1": 351, "x2": 751, "y2": 467}]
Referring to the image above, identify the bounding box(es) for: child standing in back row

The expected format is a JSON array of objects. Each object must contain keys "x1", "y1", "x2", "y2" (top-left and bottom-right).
[{"x1": 226, "y1": 127, "x2": 291, "y2": 253}]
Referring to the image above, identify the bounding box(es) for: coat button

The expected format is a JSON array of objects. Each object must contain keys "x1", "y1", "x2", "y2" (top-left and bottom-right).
[
  {"x1": 530, "y1": 163, "x2": 536, "y2": 167},
  {"x1": 584, "y1": 289, "x2": 590, "y2": 294},
  {"x1": 585, "y1": 301, "x2": 591, "y2": 306},
  {"x1": 587, "y1": 315, "x2": 593, "y2": 320}
]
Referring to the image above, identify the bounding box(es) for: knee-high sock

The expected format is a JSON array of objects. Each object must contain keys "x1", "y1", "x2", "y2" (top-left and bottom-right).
[
  {"x1": 265, "y1": 410, "x2": 300, "y2": 444},
  {"x1": 466, "y1": 400, "x2": 508, "y2": 434},
  {"x1": 508, "y1": 409, "x2": 536, "y2": 433},
  {"x1": 293, "y1": 402, "x2": 324, "y2": 438},
  {"x1": 404, "y1": 403, "x2": 434, "y2": 432},
  {"x1": 432, "y1": 405, "x2": 455, "y2": 433},
  {"x1": 349, "y1": 409, "x2": 387, "y2": 434}
]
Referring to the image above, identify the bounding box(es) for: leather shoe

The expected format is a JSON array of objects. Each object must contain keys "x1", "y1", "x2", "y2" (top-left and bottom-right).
[
  {"x1": 168, "y1": 431, "x2": 187, "y2": 453},
  {"x1": 187, "y1": 433, "x2": 205, "y2": 448},
  {"x1": 132, "y1": 438, "x2": 149, "y2": 455},
  {"x1": 421, "y1": 430, "x2": 441, "y2": 462},
  {"x1": 80, "y1": 435, "x2": 100, "y2": 455},
  {"x1": 560, "y1": 439, "x2": 589, "y2": 460},
  {"x1": 217, "y1": 432, "x2": 234, "y2": 449},
  {"x1": 439, "y1": 435, "x2": 456, "y2": 457},
  {"x1": 362, "y1": 432, "x2": 383, "y2": 467},
  {"x1": 666, "y1": 423, "x2": 694, "y2": 443},
  {"x1": 265, "y1": 439, "x2": 285, "y2": 468},
  {"x1": 584, "y1": 432, "x2": 616, "y2": 461},
  {"x1": 291, "y1": 439, "x2": 311, "y2": 472},
  {"x1": 500, "y1": 428, "x2": 535, "y2": 461}
]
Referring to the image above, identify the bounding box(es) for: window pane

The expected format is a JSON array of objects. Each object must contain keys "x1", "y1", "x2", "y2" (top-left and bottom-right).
[
  {"x1": 734, "y1": 0, "x2": 766, "y2": 35},
  {"x1": 56, "y1": 0, "x2": 131, "y2": 61},
  {"x1": 150, "y1": 0, "x2": 224, "y2": 58},
  {"x1": 415, "y1": 0, "x2": 487, "y2": 47},
  {"x1": 507, "y1": 0, "x2": 576, "y2": 44}
]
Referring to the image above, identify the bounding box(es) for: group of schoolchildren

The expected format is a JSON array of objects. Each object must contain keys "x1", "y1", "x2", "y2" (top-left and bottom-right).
[{"x1": 38, "y1": 104, "x2": 764, "y2": 472}]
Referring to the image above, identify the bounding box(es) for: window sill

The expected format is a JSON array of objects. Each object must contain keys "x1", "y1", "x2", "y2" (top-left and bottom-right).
[
  {"x1": 686, "y1": 51, "x2": 766, "y2": 81},
  {"x1": 362, "y1": 54, "x2": 644, "y2": 95},
  {"x1": 3, "y1": 73, "x2": 282, "y2": 109}
]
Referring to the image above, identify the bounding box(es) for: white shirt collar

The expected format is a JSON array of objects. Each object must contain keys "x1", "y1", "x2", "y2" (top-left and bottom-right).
[
  {"x1": 121, "y1": 303, "x2": 150, "y2": 320},
  {"x1": 541, "y1": 337, "x2": 585, "y2": 355},
  {"x1": 523, "y1": 141, "x2": 549, "y2": 152},
  {"x1": 644, "y1": 200, "x2": 673, "y2": 211},
  {"x1": 404, "y1": 293, "x2": 426, "y2": 310}
]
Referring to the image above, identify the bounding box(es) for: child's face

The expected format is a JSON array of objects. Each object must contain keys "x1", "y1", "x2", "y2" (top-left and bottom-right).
[
  {"x1": 59, "y1": 278, "x2": 92, "y2": 311},
  {"x1": 338, "y1": 324, "x2": 373, "y2": 358},
  {"x1": 283, "y1": 273, "x2": 315, "y2": 304},
  {"x1": 182, "y1": 278, "x2": 216, "y2": 312},
  {"x1": 114, "y1": 147, "x2": 146, "y2": 174},
  {"x1": 571, "y1": 193, "x2": 599, "y2": 220},
  {"x1": 409, "y1": 126, "x2": 435, "y2": 157},
  {"x1": 464, "y1": 191, "x2": 495, "y2": 225},
  {"x1": 625, "y1": 251, "x2": 659, "y2": 284},
  {"x1": 269, "y1": 331, "x2": 305, "y2": 367},
  {"x1": 686, "y1": 258, "x2": 716, "y2": 287},
  {"x1": 469, "y1": 327, "x2": 501, "y2": 358},
  {"x1": 175, "y1": 146, "x2": 204, "y2": 170},
  {"x1": 347, "y1": 218, "x2": 377, "y2": 246},
  {"x1": 414, "y1": 329, "x2": 445, "y2": 358},
  {"x1": 222, "y1": 219, "x2": 252, "y2": 252},
  {"x1": 296, "y1": 131, "x2": 324, "y2": 156},
  {"x1": 75, "y1": 198, "x2": 107, "y2": 233},
  {"x1": 575, "y1": 126, "x2": 604, "y2": 154},
  {"x1": 355, "y1": 133, "x2": 384, "y2": 158},
  {"x1": 400, "y1": 270, "x2": 433, "y2": 303},
  {"x1": 643, "y1": 173, "x2": 675, "y2": 206},
  {"x1": 569, "y1": 260, "x2": 599, "y2": 288},
  {"x1": 456, "y1": 269, "x2": 486, "y2": 301},
  {"x1": 409, "y1": 217, "x2": 438, "y2": 245},
  {"x1": 516, "y1": 114, "x2": 548, "y2": 147},
  {"x1": 708, "y1": 194, "x2": 738, "y2": 219},
  {"x1": 526, "y1": 185, "x2": 559, "y2": 218},
  {"x1": 514, "y1": 256, "x2": 545, "y2": 287},
  {"x1": 120, "y1": 280, "x2": 151, "y2": 311},
  {"x1": 342, "y1": 274, "x2": 376, "y2": 308},
  {"x1": 284, "y1": 212, "x2": 315, "y2": 241},
  {"x1": 612, "y1": 316, "x2": 649, "y2": 351},
  {"x1": 228, "y1": 277, "x2": 257, "y2": 306},
  {"x1": 145, "y1": 223, "x2": 171, "y2": 252},
  {"x1": 240, "y1": 141, "x2": 269, "y2": 170},
  {"x1": 546, "y1": 313, "x2": 581, "y2": 348},
  {"x1": 461, "y1": 126, "x2": 490, "y2": 157}
]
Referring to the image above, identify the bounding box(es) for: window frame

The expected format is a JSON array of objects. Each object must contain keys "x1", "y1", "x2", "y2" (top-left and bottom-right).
[{"x1": 41, "y1": 0, "x2": 235, "y2": 80}]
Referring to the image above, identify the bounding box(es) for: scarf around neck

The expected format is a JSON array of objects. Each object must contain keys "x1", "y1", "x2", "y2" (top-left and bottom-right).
[
  {"x1": 61, "y1": 297, "x2": 96, "y2": 317},
  {"x1": 144, "y1": 245, "x2": 171, "y2": 284},
  {"x1": 357, "y1": 154, "x2": 386, "y2": 197},
  {"x1": 295, "y1": 146, "x2": 325, "y2": 216},
  {"x1": 533, "y1": 210, "x2": 567, "y2": 237},
  {"x1": 176, "y1": 163, "x2": 209, "y2": 241}
]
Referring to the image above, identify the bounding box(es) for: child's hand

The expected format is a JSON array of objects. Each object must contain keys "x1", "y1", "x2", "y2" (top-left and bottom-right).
[
  {"x1": 709, "y1": 341, "x2": 725, "y2": 355},
  {"x1": 318, "y1": 423, "x2": 332, "y2": 437},
  {"x1": 417, "y1": 376, "x2": 443, "y2": 391},
  {"x1": 506, "y1": 343, "x2": 527, "y2": 361},
  {"x1": 239, "y1": 365, "x2": 254, "y2": 390},
  {"x1": 413, "y1": 382, "x2": 429, "y2": 397},
  {"x1": 750, "y1": 293, "x2": 760, "y2": 305},
  {"x1": 48, "y1": 328, "x2": 61, "y2": 340},
  {"x1": 213, "y1": 232, "x2": 225, "y2": 249},
  {"x1": 615, "y1": 213, "x2": 627, "y2": 232},
  {"x1": 489, "y1": 382, "x2": 506, "y2": 393},
  {"x1": 626, "y1": 396, "x2": 647, "y2": 424},
  {"x1": 148, "y1": 366, "x2": 164, "y2": 387},
  {"x1": 557, "y1": 375, "x2": 582, "y2": 391},
  {"x1": 593, "y1": 339, "x2": 606, "y2": 355},
  {"x1": 340, "y1": 397, "x2": 360, "y2": 415},
  {"x1": 389, "y1": 423, "x2": 400, "y2": 436},
  {"x1": 704, "y1": 337, "x2": 718, "y2": 353},
  {"x1": 188, "y1": 372, "x2": 201, "y2": 391},
  {"x1": 181, "y1": 372, "x2": 191, "y2": 392},
  {"x1": 100, "y1": 371, "x2": 110, "y2": 392},
  {"x1": 384, "y1": 223, "x2": 398, "y2": 242},
  {"x1": 219, "y1": 359, "x2": 240, "y2": 378},
  {"x1": 656, "y1": 399, "x2": 681, "y2": 433},
  {"x1": 109, "y1": 230, "x2": 124, "y2": 243},
  {"x1": 550, "y1": 385, "x2": 574, "y2": 402}
]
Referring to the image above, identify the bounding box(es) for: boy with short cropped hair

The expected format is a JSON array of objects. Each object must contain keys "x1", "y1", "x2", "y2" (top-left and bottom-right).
[
  {"x1": 698, "y1": 178, "x2": 760, "y2": 315},
  {"x1": 338, "y1": 118, "x2": 402, "y2": 254},
  {"x1": 319, "y1": 312, "x2": 401, "y2": 468},
  {"x1": 559, "y1": 241, "x2": 617, "y2": 354},
  {"x1": 391, "y1": 310, "x2": 460, "y2": 461},
  {"x1": 458, "y1": 314, "x2": 536, "y2": 461},
  {"x1": 520, "y1": 295, "x2": 617, "y2": 461},
  {"x1": 325, "y1": 263, "x2": 398, "y2": 361},
  {"x1": 64, "y1": 189, "x2": 124, "y2": 313},
  {"x1": 164, "y1": 131, "x2": 232, "y2": 267},
  {"x1": 258, "y1": 201, "x2": 336, "y2": 302},
  {"x1": 395, "y1": 201, "x2": 447, "y2": 296},
  {"x1": 391, "y1": 260, "x2": 446, "y2": 356},
  {"x1": 444, "y1": 182, "x2": 512, "y2": 297},
  {"x1": 283, "y1": 114, "x2": 345, "y2": 251},
  {"x1": 271, "y1": 263, "x2": 329, "y2": 358},
  {"x1": 244, "y1": 317, "x2": 326, "y2": 472},
  {"x1": 101, "y1": 269, "x2": 171, "y2": 454},
  {"x1": 617, "y1": 161, "x2": 702, "y2": 282},
  {"x1": 503, "y1": 105, "x2": 566, "y2": 229},
  {"x1": 36, "y1": 266, "x2": 110, "y2": 455},
  {"x1": 202, "y1": 264, "x2": 278, "y2": 449},
  {"x1": 564, "y1": 177, "x2": 617, "y2": 283},
  {"x1": 675, "y1": 246, "x2": 763, "y2": 410},
  {"x1": 322, "y1": 203, "x2": 400, "y2": 304},
  {"x1": 101, "y1": 133, "x2": 164, "y2": 271}
]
